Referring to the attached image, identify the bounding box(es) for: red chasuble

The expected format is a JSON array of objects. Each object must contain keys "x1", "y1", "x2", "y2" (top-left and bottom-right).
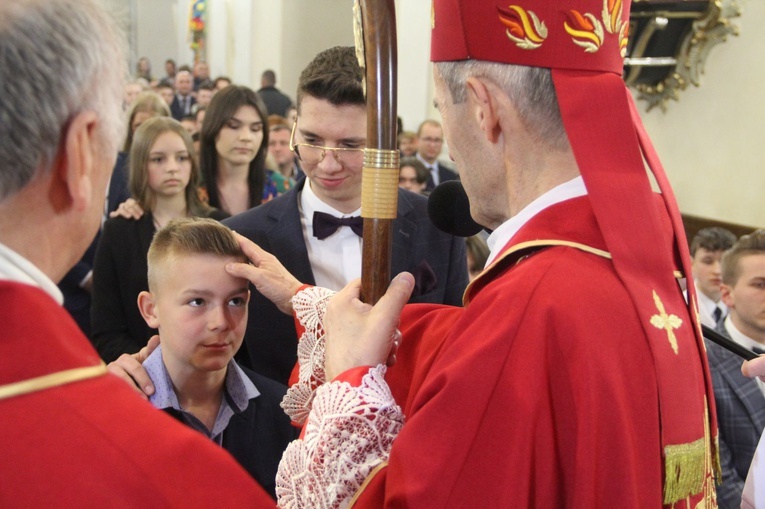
[
  {"x1": 0, "y1": 282, "x2": 275, "y2": 508},
  {"x1": 349, "y1": 196, "x2": 716, "y2": 508}
]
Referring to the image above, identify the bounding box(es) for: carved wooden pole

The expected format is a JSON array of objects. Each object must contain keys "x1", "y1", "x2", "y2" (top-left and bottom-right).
[{"x1": 355, "y1": 0, "x2": 398, "y2": 304}]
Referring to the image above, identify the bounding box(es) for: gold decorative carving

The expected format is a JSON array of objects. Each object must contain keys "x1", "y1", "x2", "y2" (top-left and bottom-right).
[{"x1": 625, "y1": 0, "x2": 740, "y2": 112}]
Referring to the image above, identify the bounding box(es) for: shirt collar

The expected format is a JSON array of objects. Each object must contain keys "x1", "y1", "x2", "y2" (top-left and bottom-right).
[
  {"x1": 724, "y1": 315, "x2": 765, "y2": 351},
  {"x1": 486, "y1": 176, "x2": 588, "y2": 266},
  {"x1": 0, "y1": 241, "x2": 63, "y2": 304},
  {"x1": 695, "y1": 285, "x2": 726, "y2": 314},
  {"x1": 144, "y1": 346, "x2": 260, "y2": 435},
  {"x1": 415, "y1": 153, "x2": 436, "y2": 170}
]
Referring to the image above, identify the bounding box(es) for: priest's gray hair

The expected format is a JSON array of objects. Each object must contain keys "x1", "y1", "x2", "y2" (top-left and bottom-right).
[
  {"x1": 0, "y1": 0, "x2": 127, "y2": 202},
  {"x1": 435, "y1": 60, "x2": 569, "y2": 152}
]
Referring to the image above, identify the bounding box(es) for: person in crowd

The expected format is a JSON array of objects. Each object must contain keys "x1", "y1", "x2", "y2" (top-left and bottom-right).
[
  {"x1": 193, "y1": 60, "x2": 213, "y2": 91},
  {"x1": 214, "y1": 75, "x2": 232, "y2": 92},
  {"x1": 285, "y1": 104, "x2": 298, "y2": 126},
  {"x1": 268, "y1": 115, "x2": 302, "y2": 186},
  {"x1": 59, "y1": 91, "x2": 170, "y2": 336},
  {"x1": 155, "y1": 82, "x2": 175, "y2": 106},
  {"x1": 257, "y1": 69, "x2": 293, "y2": 117},
  {"x1": 415, "y1": 119, "x2": 459, "y2": 192},
  {"x1": 465, "y1": 233, "x2": 490, "y2": 282},
  {"x1": 170, "y1": 69, "x2": 196, "y2": 120},
  {"x1": 135, "y1": 56, "x2": 152, "y2": 82},
  {"x1": 398, "y1": 130, "x2": 418, "y2": 157},
  {"x1": 222, "y1": 2, "x2": 718, "y2": 506},
  {"x1": 91, "y1": 117, "x2": 226, "y2": 363},
  {"x1": 123, "y1": 80, "x2": 145, "y2": 110},
  {"x1": 0, "y1": 1, "x2": 271, "y2": 505},
  {"x1": 690, "y1": 226, "x2": 737, "y2": 328},
  {"x1": 137, "y1": 217, "x2": 297, "y2": 498},
  {"x1": 740, "y1": 354, "x2": 765, "y2": 508},
  {"x1": 180, "y1": 114, "x2": 197, "y2": 135},
  {"x1": 398, "y1": 156, "x2": 429, "y2": 194},
  {"x1": 195, "y1": 83, "x2": 215, "y2": 111},
  {"x1": 158, "y1": 58, "x2": 176, "y2": 87},
  {"x1": 706, "y1": 230, "x2": 765, "y2": 508}
]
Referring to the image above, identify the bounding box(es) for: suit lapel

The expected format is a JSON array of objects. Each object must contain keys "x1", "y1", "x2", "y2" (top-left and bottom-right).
[
  {"x1": 715, "y1": 344, "x2": 765, "y2": 431},
  {"x1": 391, "y1": 189, "x2": 418, "y2": 275},
  {"x1": 263, "y1": 182, "x2": 316, "y2": 285}
]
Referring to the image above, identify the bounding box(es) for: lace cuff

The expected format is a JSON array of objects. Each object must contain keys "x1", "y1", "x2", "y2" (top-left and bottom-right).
[
  {"x1": 281, "y1": 286, "x2": 335, "y2": 424},
  {"x1": 276, "y1": 365, "x2": 404, "y2": 509}
]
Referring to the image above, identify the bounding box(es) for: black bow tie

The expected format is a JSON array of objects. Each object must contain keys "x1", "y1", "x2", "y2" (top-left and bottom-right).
[{"x1": 312, "y1": 211, "x2": 363, "y2": 240}]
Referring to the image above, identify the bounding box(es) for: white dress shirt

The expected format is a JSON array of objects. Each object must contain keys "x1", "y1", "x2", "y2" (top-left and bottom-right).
[
  {"x1": 415, "y1": 153, "x2": 440, "y2": 186},
  {"x1": 486, "y1": 176, "x2": 588, "y2": 267},
  {"x1": 695, "y1": 286, "x2": 727, "y2": 329},
  {"x1": 0, "y1": 241, "x2": 63, "y2": 304},
  {"x1": 299, "y1": 181, "x2": 362, "y2": 290}
]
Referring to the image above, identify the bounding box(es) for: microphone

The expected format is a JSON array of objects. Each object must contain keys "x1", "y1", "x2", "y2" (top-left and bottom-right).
[{"x1": 427, "y1": 180, "x2": 484, "y2": 237}]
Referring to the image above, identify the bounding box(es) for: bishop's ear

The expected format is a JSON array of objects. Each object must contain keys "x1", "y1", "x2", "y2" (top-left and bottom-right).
[
  {"x1": 465, "y1": 77, "x2": 501, "y2": 143},
  {"x1": 137, "y1": 291, "x2": 160, "y2": 328}
]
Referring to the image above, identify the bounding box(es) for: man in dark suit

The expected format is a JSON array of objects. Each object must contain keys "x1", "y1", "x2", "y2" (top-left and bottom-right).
[
  {"x1": 706, "y1": 230, "x2": 765, "y2": 509},
  {"x1": 225, "y1": 47, "x2": 468, "y2": 385},
  {"x1": 257, "y1": 69, "x2": 293, "y2": 117},
  {"x1": 170, "y1": 70, "x2": 196, "y2": 120},
  {"x1": 415, "y1": 119, "x2": 459, "y2": 192}
]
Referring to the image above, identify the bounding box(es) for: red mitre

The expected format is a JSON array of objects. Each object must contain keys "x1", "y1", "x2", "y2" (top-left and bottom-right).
[{"x1": 431, "y1": 1, "x2": 720, "y2": 505}]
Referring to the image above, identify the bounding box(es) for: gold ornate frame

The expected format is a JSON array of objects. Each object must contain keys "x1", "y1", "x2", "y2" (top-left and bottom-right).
[{"x1": 624, "y1": 0, "x2": 741, "y2": 112}]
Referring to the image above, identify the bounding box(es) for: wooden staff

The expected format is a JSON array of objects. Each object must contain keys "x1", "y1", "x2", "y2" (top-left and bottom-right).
[{"x1": 355, "y1": 0, "x2": 399, "y2": 304}]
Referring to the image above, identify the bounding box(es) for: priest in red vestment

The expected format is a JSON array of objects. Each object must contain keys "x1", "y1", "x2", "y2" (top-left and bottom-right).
[
  {"x1": 230, "y1": 1, "x2": 721, "y2": 507},
  {"x1": 0, "y1": 1, "x2": 273, "y2": 506}
]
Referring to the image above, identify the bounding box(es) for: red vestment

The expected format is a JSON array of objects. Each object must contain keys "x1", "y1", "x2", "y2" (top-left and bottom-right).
[
  {"x1": 0, "y1": 282, "x2": 275, "y2": 508},
  {"x1": 347, "y1": 197, "x2": 715, "y2": 508}
]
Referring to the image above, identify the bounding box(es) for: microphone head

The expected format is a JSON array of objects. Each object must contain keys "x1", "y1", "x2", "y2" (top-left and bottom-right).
[{"x1": 427, "y1": 180, "x2": 483, "y2": 237}]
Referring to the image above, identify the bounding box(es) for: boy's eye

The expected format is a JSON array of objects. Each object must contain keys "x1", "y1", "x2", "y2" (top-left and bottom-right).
[
  {"x1": 228, "y1": 297, "x2": 246, "y2": 306},
  {"x1": 188, "y1": 298, "x2": 205, "y2": 307}
]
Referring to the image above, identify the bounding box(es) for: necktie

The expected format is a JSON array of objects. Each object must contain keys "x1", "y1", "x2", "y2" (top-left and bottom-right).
[
  {"x1": 752, "y1": 346, "x2": 765, "y2": 356},
  {"x1": 713, "y1": 306, "x2": 723, "y2": 324},
  {"x1": 312, "y1": 211, "x2": 363, "y2": 240}
]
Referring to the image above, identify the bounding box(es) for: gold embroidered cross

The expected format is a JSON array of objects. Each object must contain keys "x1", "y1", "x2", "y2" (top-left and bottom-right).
[{"x1": 650, "y1": 290, "x2": 683, "y2": 355}]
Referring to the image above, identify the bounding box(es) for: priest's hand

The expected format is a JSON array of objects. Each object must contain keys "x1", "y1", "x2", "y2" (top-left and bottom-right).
[
  {"x1": 226, "y1": 232, "x2": 302, "y2": 315},
  {"x1": 106, "y1": 335, "x2": 159, "y2": 399},
  {"x1": 324, "y1": 273, "x2": 414, "y2": 380},
  {"x1": 742, "y1": 355, "x2": 765, "y2": 382}
]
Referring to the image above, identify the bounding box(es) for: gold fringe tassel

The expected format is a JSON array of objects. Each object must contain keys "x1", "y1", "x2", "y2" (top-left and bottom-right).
[{"x1": 663, "y1": 437, "x2": 707, "y2": 505}]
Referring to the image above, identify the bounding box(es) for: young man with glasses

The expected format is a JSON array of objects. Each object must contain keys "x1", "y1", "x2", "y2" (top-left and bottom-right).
[{"x1": 223, "y1": 46, "x2": 468, "y2": 385}]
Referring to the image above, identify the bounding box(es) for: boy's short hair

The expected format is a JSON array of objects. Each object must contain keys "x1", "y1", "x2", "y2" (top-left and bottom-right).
[
  {"x1": 399, "y1": 156, "x2": 429, "y2": 184},
  {"x1": 147, "y1": 217, "x2": 246, "y2": 292},
  {"x1": 690, "y1": 227, "x2": 736, "y2": 256},
  {"x1": 296, "y1": 46, "x2": 364, "y2": 113},
  {"x1": 721, "y1": 229, "x2": 765, "y2": 286}
]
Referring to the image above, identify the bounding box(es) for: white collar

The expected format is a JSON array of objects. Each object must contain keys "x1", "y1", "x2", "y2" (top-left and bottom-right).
[
  {"x1": 725, "y1": 315, "x2": 765, "y2": 351},
  {"x1": 486, "y1": 176, "x2": 588, "y2": 266},
  {"x1": 0, "y1": 241, "x2": 63, "y2": 304}
]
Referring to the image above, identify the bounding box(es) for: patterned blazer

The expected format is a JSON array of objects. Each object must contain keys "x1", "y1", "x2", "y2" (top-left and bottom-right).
[{"x1": 705, "y1": 322, "x2": 765, "y2": 509}]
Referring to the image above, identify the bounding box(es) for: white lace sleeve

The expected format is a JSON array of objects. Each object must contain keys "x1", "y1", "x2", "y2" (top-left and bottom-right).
[
  {"x1": 280, "y1": 286, "x2": 335, "y2": 424},
  {"x1": 276, "y1": 365, "x2": 405, "y2": 509}
]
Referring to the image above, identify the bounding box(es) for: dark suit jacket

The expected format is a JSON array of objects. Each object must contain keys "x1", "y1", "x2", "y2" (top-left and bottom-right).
[
  {"x1": 224, "y1": 179, "x2": 468, "y2": 384},
  {"x1": 91, "y1": 213, "x2": 157, "y2": 362},
  {"x1": 256, "y1": 86, "x2": 293, "y2": 117},
  {"x1": 170, "y1": 94, "x2": 196, "y2": 120},
  {"x1": 424, "y1": 161, "x2": 459, "y2": 192},
  {"x1": 706, "y1": 322, "x2": 765, "y2": 509},
  {"x1": 163, "y1": 367, "x2": 298, "y2": 499}
]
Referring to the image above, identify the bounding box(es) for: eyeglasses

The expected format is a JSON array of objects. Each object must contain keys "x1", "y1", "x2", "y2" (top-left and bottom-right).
[
  {"x1": 289, "y1": 121, "x2": 365, "y2": 169},
  {"x1": 420, "y1": 137, "x2": 443, "y2": 144}
]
